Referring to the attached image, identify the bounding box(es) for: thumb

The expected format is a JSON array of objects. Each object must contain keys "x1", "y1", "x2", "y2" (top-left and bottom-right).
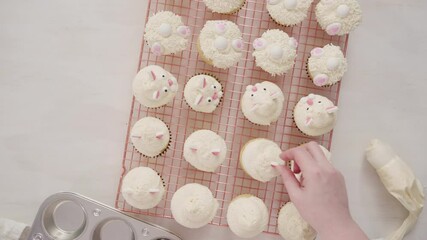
[{"x1": 274, "y1": 164, "x2": 301, "y2": 197}]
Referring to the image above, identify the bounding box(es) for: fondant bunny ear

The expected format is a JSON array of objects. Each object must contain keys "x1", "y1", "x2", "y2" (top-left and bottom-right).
[
  {"x1": 267, "y1": 0, "x2": 281, "y2": 5},
  {"x1": 250, "y1": 104, "x2": 259, "y2": 112},
  {"x1": 270, "y1": 92, "x2": 281, "y2": 99},
  {"x1": 253, "y1": 38, "x2": 267, "y2": 50},
  {"x1": 150, "y1": 70, "x2": 157, "y2": 80},
  {"x1": 194, "y1": 94, "x2": 203, "y2": 105},
  {"x1": 200, "y1": 77, "x2": 207, "y2": 88},
  {"x1": 177, "y1": 25, "x2": 191, "y2": 38},
  {"x1": 305, "y1": 117, "x2": 313, "y2": 126},
  {"x1": 151, "y1": 42, "x2": 163, "y2": 56},
  {"x1": 215, "y1": 22, "x2": 227, "y2": 34},
  {"x1": 211, "y1": 148, "x2": 221, "y2": 156},
  {"x1": 326, "y1": 106, "x2": 339, "y2": 114},
  {"x1": 169, "y1": 78, "x2": 178, "y2": 92},
  {"x1": 232, "y1": 39, "x2": 244, "y2": 52},
  {"x1": 313, "y1": 74, "x2": 329, "y2": 87},
  {"x1": 152, "y1": 90, "x2": 160, "y2": 100},
  {"x1": 149, "y1": 188, "x2": 160, "y2": 193},
  {"x1": 326, "y1": 23, "x2": 342, "y2": 36},
  {"x1": 155, "y1": 131, "x2": 164, "y2": 139},
  {"x1": 289, "y1": 37, "x2": 298, "y2": 49},
  {"x1": 190, "y1": 145, "x2": 198, "y2": 152},
  {"x1": 310, "y1": 47, "x2": 324, "y2": 56}
]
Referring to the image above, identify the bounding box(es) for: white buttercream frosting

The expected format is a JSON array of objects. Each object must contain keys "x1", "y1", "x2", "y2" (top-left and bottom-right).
[
  {"x1": 198, "y1": 20, "x2": 244, "y2": 69},
  {"x1": 183, "y1": 130, "x2": 227, "y2": 172},
  {"x1": 184, "y1": 74, "x2": 223, "y2": 113},
  {"x1": 121, "y1": 167, "x2": 165, "y2": 210},
  {"x1": 130, "y1": 117, "x2": 170, "y2": 157},
  {"x1": 278, "y1": 202, "x2": 316, "y2": 240},
  {"x1": 203, "y1": 0, "x2": 245, "y2": 14},
  {"x1": 171, "y1": 183, "x2": 219, "y2": 229},
  {"x1": 267, "y1": 0, "x2": 314, "y2": 26},
  {"x1": 294, "y1": 94, "x2": 338, "y2": 136},
  {"x1": 252, "y1": 29, "x2": 298, "y2": 76},
  {"x1": 227, "y1": 195, "x2": 269, "y2": 238},
  {"x1": 133, "y1": 65, "x2": 178, "y2": 108},
  {"x1": 308, "y1": 44, "x2": 348, "y2": 86},
  {"x1": 144, "y1": 11, "x2": 191, "y2": 55},
  {"x1": 315, "y1": 0, "x2": 362, "y2": 36},
  {"x1": 241, "y1": 81, "x2": 285, "y2": 125},
  {"x1": 240, "y1": 138, "x2": 283, "y2": 183}
]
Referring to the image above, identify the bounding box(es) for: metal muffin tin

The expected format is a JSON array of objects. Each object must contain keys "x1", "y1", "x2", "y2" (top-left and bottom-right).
[{"x1": 27, "y1": 192, "x2": 182, "y2": 240}]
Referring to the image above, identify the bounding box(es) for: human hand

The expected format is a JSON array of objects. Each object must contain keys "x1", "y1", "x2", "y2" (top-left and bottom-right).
[{"x1": 274, "y1": 142, "x2": 368, "y2": 240}]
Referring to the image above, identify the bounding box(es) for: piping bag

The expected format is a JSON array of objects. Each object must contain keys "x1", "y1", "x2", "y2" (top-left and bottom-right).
[{"x1": 366, "y1": 139, "x2": 425, "y2": 240}]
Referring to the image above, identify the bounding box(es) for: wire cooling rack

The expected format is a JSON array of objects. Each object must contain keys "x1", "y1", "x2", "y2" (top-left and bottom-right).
[{"x1": 115, "y1": 0, "x2": 348, "y2": 235}]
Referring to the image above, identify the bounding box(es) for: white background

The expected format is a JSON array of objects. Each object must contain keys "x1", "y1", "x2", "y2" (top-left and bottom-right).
[{"x1": 1, "y1": 0, "x2": 426, "y2": 239}]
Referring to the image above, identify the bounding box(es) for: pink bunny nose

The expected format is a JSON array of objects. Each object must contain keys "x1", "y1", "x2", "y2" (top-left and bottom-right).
[
  {"x1": 168, "y1": 79, "x2": 173, "y2": 87},
  {"x1": 212, "y1": 92, "x2": 218, "y2": 100},
  {"x1": 307, "y1": 98, "x2": 314, "y2": 106},
  {"x1": 252, "y1": 86, "x2": 257, "y2": 92}
]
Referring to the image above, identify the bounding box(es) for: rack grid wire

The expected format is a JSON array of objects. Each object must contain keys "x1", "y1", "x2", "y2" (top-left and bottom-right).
[{"x1": 115, "y1": 0, "x2": 349, "y2": 235}]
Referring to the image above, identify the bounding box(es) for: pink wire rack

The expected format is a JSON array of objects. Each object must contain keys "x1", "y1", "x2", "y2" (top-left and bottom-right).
[{"x1": 115, "y1": 0, "x2": 348, "y2": 235}]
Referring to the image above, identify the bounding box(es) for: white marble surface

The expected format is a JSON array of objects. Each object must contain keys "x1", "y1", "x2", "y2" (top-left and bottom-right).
[{"x1": 0, "y1": 0, "x2": 426, "y2": 239}]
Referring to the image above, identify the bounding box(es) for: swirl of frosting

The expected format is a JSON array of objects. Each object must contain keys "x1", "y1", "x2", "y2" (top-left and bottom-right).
[
  {"x1": 171, "y1": 183, "x2": 219, "y2": 229},
  {"x1": 227, "y1": 195, "x2": 269, "y2": 238}
]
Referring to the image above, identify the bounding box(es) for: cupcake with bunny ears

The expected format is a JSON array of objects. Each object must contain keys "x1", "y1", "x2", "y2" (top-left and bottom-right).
[
  {"x1": 184, "y1": 74, "x2": 224, "y2": 113},
  {"x1": 294, "y1": 94, "x2": 338, "y2": 136},
  {"x1": 252, "y1": 29, "x2": 298, "y2": 76},
  {"x1": 241, "y1": 81, "x2": 284, "y2": 126}
]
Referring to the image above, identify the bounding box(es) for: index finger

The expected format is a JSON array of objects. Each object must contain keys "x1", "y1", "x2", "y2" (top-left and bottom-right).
[{"x1": 280, "y1": 146, "x2": 316, "y2": 172}]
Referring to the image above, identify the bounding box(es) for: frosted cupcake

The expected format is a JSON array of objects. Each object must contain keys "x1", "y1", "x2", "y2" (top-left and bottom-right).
[
  {"x1": 121, "y1": 167, "x2": 165, "y2": 210},
  {"x1": 171, "y1": 183, "x2": 219, "y2": 229},
  {"x1": 315, "y1": 0, "x2": 362, "y2": 36},
  {"x1": 133, "y1": 65, "x2": 178, "y2": 108},
  {"x1": 144, "y1": 11, "x2": 191, "y2": 56},
  {"x1": 183, "y1": 130, "x2": 227, "y2": 172},
  {"x1": 184, "y1": 74, "x2": 223, "y2": 113},
  {"x1": 227, "y1": 194, "x2": 269, "y2": 238},
  {"x1": 198, "y1": 20, "x2": 244, "y2": 69},
  {"x1": 241, "y1": 81, "x2": 284, "y2": 126},
  {"x1": 203, "y1": 0, "x2": 246, "y2": 14},
  {"x1": 130, "y1": 117, "x2": 170, "y2": 157},
  {"x1": 240, "y1": 138, "x2": 284, "y2": 183},
  {"x1": 267, "y1": 0, "x2": 314, "y2": 26},
  {"x1": 278, "y1": 202, "x2": 316, "y2": 240},
  {"x1": 294, "y1": 94, "x2": 338, "y2": 136},
  {"x1": 252, "y1": 29, "x2": 298, "y2": 76},
  {"x1": 308, "y1": 44, "x2": 348, "y2": 87}
]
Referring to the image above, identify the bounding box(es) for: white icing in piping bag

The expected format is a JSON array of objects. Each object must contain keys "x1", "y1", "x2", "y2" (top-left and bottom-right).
[{"x1": 366, "y1": 139, "x2": 425, "y2": 240}]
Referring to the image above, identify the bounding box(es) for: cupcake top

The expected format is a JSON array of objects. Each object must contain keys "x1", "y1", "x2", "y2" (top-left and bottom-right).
[
  {"x1": 144, "y1": 11, "x2": 191, "y2": 55},
  {"x1": 252, "y1": 29, "x2": 298, "y2": 76},
  {"x1": 241, "y1": 81, "x2": 285, "y2": 125},
  {"x1": 183, "y1": 130, "x2": 227, "y2": 172},
  {"x1": 227, "y1": 195, "x2": 269, "y2": 238},
  {"x1": 198, "y1": 20, "x2": 244, "y2": 69},
  {"x1": 203, "y1": 0, "x2": 245, "y2": 14},
  {"x1": 240, "y1": 138, "x2": 284, "y2": 183},
  {"x1": 130, "y1": 117, "x2": 170, "y2": 157},
  {"x1": 278, "y1": 202, "x2": 316, "y2": 240},
  {"x1": 308, "y1": 44, "x2": 348, "y2": 87},
  {"x1": 315, "y1": 0, "x2": 362, "y2": 36},
  {"x1": 132, "y1": 65, "x2": 178, "y2": 108},
  {"x1": 171, "y1": 183, "x2": 219, "y2": 229},
  {"x1": 267, "y1": 0, "x2": 314, "y2": 26},
  {"x1": 184, "y1": 74, "x2": 223, "y2": 113},
  {"x1": 294, "y1": 94, "x2": 338, "y2": 136},
  {"x1": 121, "y1": 167, "x2": 165, "y2": 210}
]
